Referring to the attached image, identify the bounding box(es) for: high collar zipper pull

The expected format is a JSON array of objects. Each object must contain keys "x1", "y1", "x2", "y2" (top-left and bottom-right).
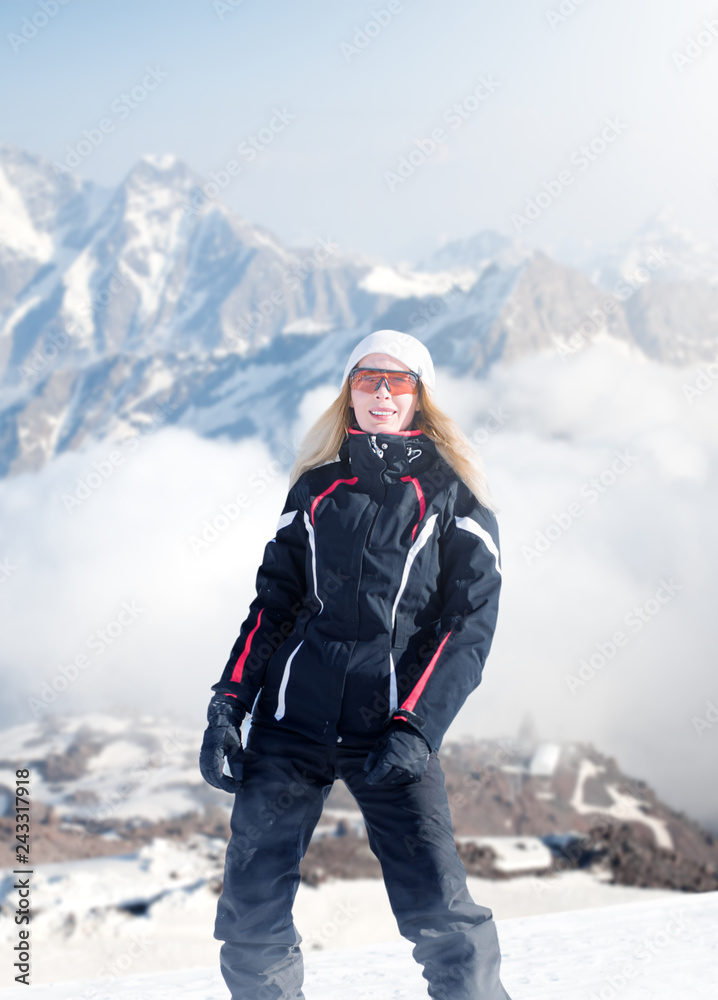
[{"x1": 369, "y1": 435, "x2": 385, "y2": 458}]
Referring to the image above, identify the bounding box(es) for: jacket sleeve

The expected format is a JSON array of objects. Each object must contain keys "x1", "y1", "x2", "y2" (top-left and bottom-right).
[
  {"x1": 392, "y1": 481, "x2": 502, "y2": 751},
  {"x1": 211, "y1": 483, "x2": 309, "y2": 712}
]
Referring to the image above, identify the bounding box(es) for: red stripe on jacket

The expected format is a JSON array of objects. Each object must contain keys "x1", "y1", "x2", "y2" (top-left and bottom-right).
[
  {"x1": 400, "y1": 629, "x2": 453, "y2": 712},
  {"x1": 401, "y1": 474, "x2": 426, "y2": 540},
  {"x1": 310, "y1": 477, "x2": 358, "y2": 525},
  {"x1": 230, "y1": 608, "x2": 264, "y2": 683}
]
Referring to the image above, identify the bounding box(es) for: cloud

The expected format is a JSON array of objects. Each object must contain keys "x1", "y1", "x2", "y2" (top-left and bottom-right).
[
  {"x1": 0, "y1": 427, "x2": 290, "y2": 730},
  {"x1": 1, "y1": 336, "x2": 716, "y2": 828},
  {"x1": 434, "y1": 337, "x2": 718, "y2": 830}
]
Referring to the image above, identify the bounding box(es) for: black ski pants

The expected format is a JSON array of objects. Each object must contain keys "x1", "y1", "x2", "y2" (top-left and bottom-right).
[{"x1": 214, "y1": 722, "x2": 512, "y2": 1000}]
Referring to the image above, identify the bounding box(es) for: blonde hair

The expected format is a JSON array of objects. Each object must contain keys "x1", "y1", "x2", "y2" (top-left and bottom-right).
[{"x1": 288, "y1": 380, "x2": 499, "y2": 513}]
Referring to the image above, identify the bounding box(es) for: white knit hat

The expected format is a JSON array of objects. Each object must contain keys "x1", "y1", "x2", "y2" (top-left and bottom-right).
[{"x1": 341, "y1": 330, "x2": 436, "y2": 392}]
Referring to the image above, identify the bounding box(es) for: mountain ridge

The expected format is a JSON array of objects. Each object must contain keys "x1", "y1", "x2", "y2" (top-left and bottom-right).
[
  {"x1": 2, "y1": 144, "x2": 718, "y2": 477},
  {"x1": 0, "y1": 710, "x2": 715, "y2": 878}
]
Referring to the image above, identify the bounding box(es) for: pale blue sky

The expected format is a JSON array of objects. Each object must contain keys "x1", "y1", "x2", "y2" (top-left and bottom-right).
[{"x1": 2, "y1": 0, "x2": 717, "y2": 262}]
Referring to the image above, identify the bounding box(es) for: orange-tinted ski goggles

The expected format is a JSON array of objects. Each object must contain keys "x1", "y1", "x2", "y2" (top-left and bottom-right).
[{"x1": 348, "y1": 367, "x2": 420, "y2": 395}]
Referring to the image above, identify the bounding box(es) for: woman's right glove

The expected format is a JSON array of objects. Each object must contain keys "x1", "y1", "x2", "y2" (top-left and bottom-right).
[
  {"x1": 364, "y1": 724, "x2": 431, "y2": 785},
  {"x1": 199, "y1": 693, "x2": 247, "y2": 793}
]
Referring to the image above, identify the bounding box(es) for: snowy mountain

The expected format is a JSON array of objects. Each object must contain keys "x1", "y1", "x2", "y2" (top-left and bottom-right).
[
  {"x1": 1, "y1": 712, "x2": 716, "y2": 885},
  {"x1": 0, "y1": 145, "x2": 457, "y2": 474},
  {"x1": 0, "y1": 145, "x2": 376, "y2": 366},
  {"x1": 0, "y1": 145, "x2": 111, "y2": 316},
  {"x1": 584, "y1": 206, "x2": 718, "y2": 289},
  {"x1": 2, "y1": 145, "x2": 718, "y2": 477},
  {"x1": 417, "y1": 229, "x2": 529, "y2": 275}
]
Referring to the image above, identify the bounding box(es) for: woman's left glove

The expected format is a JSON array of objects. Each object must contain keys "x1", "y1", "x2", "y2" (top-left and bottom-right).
[
  {"x1": 199, "y1": 693, "x2": 246, "y2": 793},
  {"x1": 364, "y1": 725, "x2": 431, "y2": 785}
]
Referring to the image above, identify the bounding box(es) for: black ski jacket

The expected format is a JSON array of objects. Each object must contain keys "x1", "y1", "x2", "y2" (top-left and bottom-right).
[{"x1": 211, "y1": 426, "x2": 502, "y2": 751}]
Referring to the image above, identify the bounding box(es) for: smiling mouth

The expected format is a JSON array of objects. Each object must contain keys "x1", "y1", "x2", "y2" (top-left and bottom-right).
[{"x1": 369, "y1": 409, "x2": 396, "y2": 416}]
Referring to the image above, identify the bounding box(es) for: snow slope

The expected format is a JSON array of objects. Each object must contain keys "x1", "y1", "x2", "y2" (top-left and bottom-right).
[
  {"x1": 0, "y1": 835, "x2": 681, "y2": 986},
  {"x1": 0, "y1": 891, "x2": 715, "y2": 998}
]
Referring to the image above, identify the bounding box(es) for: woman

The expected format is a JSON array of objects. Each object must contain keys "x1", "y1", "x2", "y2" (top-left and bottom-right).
[{"x1": 199, "y1": 329, "x2": 512, "y2": 1000}]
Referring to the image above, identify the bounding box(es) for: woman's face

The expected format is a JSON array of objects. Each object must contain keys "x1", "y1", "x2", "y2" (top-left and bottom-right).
[{"x1": 349, "y1": 352, "x2": 421, "y2": 434}]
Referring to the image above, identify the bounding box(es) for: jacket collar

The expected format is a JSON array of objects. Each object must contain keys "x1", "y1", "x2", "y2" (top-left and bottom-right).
[{"x1": 340, "y1": 426, "x2": 438, "y2": 481}]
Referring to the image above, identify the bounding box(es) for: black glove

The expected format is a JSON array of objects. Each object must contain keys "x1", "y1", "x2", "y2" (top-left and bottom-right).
[
  {"x1": 364, "y1": 725, "x2": 431, "y2": 786},
  {"x1": 199, "y1": 693, "x2": 247, "y2": 793}
]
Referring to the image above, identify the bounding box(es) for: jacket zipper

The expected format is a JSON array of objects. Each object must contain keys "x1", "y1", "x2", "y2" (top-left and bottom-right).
[{"x1": 356, "y1": 436, "x2": 386, "y2": 641}]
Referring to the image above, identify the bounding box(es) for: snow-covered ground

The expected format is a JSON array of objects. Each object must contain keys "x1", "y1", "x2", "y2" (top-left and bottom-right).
[
  {"x1": 0, "y1": 835, "x2": 707, "y2": 993},
  {"x1": 1, "y1": 890, "x2": 715, "y2": 998},
  {"x1": 0, "y1": 714, "x2": 206, "y2": 826}
]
